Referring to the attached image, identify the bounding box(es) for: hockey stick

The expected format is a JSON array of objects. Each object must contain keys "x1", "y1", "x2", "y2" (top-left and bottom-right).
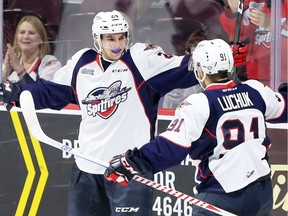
[
  {"x1": 19, "y1": 90, "x2": 236, "y2": 216},
  {"x1": 230, "y1": 0, "x2": 245, "y2": 82},
  {"x1": 18, "y1": 90, "x2": 108, "y2": 169},
  {"x1": 233, "y1": 0, "x2": 244, "y2": 43}
]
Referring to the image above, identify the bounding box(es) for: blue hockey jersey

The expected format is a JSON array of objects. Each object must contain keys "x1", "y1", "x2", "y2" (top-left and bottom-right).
[{"x1": 138, "y1": 80, "x2": 287, "y2": 193}]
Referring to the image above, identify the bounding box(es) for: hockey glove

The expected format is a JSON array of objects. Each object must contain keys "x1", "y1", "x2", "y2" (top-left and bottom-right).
[
  {"x1": 0, "y1": 80, "x2": 20, "y2": 111},
  {"x1": 104, "y1": 148, "x2": 150, "y2": 186},
  {"x1": 278, "y1": 83, "x2": 288, "y2": 92},
  {"x1": 230, "y1": 42, "x2": 248, "y2": 67}
]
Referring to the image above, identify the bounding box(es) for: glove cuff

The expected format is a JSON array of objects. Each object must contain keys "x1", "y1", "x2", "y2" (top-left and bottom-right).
[
  {"x1": 125, "y1": 148, "x2": 152, "y2": 176},
  {"x1": 278, "y1": 83, "x2": 288, "y2": 93}
]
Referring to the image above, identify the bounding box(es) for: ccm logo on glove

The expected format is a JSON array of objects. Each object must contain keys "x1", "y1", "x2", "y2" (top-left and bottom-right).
[{"x1": 121, "y1": 156, "x2": 139, "y2": 175}]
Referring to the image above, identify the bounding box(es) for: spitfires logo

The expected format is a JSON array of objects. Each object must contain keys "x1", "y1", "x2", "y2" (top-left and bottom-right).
[
  {"x1": 254, "y1": 28, "x2": 271, "y2": 48},
  {"x1": 82, "y1": 81, "x2": 131, "y2": 119}
]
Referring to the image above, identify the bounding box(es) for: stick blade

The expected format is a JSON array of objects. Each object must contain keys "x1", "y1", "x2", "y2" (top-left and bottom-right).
[{"x1": 20, "y1": 90, "x2": 43, "y2": 138}]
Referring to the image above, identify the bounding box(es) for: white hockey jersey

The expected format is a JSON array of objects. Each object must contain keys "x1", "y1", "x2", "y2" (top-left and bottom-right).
[
  {"x1": 137, "y1": 80, "x2": 287, "y2": 193},
  {"x1": 20, "y1": 43, "x2": 198, "y2": 174}
]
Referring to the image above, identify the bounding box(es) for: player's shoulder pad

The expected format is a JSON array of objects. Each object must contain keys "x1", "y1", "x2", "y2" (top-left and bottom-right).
[
  {"x1": 186, "y1": 92, "x2": 207, "y2": 102},
  {"x1": 69, "y1": 48, "x2": 95, "y2": 61},
  {"x1": 242, "y1": 79, "x2": 265, "y2": 91},
  {"x1": 177, "y1": 92, "x2": 208, "y2": 110}
]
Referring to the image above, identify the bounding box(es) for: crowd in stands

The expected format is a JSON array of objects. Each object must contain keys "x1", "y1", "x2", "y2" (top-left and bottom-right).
[{"x1": 2, "y1": 0, "x2": 287, "y2": 107}]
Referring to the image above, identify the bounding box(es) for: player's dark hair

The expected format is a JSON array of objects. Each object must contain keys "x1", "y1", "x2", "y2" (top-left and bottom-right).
[{"x1": 185, "y1": 27, "x2": 208, "y2": 54}]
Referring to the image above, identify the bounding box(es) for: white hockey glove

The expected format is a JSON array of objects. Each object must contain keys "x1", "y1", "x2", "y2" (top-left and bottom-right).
[{"x1": 104, "y1": 148, "x2": 150, "y2": 186}]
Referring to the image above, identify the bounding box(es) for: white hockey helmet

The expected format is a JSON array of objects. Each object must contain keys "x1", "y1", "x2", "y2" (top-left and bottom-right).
[
  {"x1": 189, "y1": 39, "x2": 234, "y2": 81},
  {"x1": 92, "y1": 10, "x2": 131, "y2": 53}
]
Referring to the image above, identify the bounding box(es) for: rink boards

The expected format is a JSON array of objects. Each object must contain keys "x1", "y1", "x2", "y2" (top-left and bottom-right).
[{"x1": 0, "y1": 107, "x2": 287, "y2": 216}]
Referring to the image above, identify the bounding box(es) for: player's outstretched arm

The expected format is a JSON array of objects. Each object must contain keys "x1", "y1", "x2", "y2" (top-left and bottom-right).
[{"x1": 104, "y1": 148, "x2": 152, "y2": 186}]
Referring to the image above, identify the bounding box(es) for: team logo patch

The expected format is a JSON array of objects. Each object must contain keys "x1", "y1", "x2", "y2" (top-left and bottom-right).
[
  {"x1": 82, "y1": 81, "x2": 131, "y2": 119},
  {"x1": 254, "y1": 29, "x2": 271, "y2": 48},
  {"x1": 246, "y1": 170, "x2": 255, "y2": 178},
  {"x1": 81, "y1": 68, "x2": 94, "y2": 75},
  {"x1": 177, "y1": 101, "x2": 192, "y2": 110},
  {"x1": 144, "y1": 44, "x2": 158, "y2": 51}
]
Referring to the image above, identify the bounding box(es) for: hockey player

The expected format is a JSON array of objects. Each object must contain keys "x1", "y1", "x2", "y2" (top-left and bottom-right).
[
  {"x1": 1, "y1": 10, "x2": 200, "y2": 216},
  {"x1": 105, "y1": 39, "x2": 288, "y2": 216}
]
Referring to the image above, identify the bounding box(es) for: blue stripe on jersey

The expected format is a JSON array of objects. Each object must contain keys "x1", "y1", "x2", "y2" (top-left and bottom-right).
[
  {"x1": 20, "y1": 80, "x2": 73, "y2": 110},
  {"x1": 21, "y1": 49, "x2": 98, "y2": 110},
  {"x1": 137, "y1": 81, "x2": 282, "y2": 194},
  {"x1": 120, "y1": 53, "x2": 198, "y2": 140},
  {"x1": 71, "y1": 49, "x2": 98, "y2": 93},
  {"x1": 188, "y1": 130, "x2": 223, "y2": 192},
  {"x1": 147, "y1": 55, "x2": 199, "y2": 97},
  {"x1": 203, "y1": 82, "x2": 266, "y2": 135},
  {"x1": 121, "y1": 50, "x2": 160, "y2": 140},
  {"x1": 190, "y1": 82, "x2": 271, "y2": 193},
  {"x1": 139, "y1": 136, "x2": 191, "y2": 173}
]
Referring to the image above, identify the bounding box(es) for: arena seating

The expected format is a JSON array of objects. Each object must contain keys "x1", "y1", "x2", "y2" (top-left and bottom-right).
[
  {"x1": 152, "y1": 17, "x2": 204, "y2": 55},
  {"x1": 5, "y1": 0, "x2": 62, "y2": 43}
]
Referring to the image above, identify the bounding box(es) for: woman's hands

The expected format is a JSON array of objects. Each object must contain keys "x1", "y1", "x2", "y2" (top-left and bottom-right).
[{"x1": 2, "y1": 44, "x2": 25, "y2": 81}]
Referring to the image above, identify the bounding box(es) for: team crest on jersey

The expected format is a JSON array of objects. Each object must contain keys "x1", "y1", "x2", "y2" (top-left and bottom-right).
[
  {"x1": 254, "y1": 28, "x2": 271, "y2": 48},
  {"x1": 82, "y1": 81, "x2": 131, "y2": 119},
  {"x1": 144, "y1": 44, "x2": 158, "y2": 51},
  {"x1": 177, "y1": 101, "x2": 191, "y2": 110}
]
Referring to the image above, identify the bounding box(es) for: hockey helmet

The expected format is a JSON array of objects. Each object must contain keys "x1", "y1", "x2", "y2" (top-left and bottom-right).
[
  {"x1": 189, "y1": 39, "x2": 234, "y2": 80},
  {"x1": 92, "y1": 10, "x2": 131, "y2": 53}
]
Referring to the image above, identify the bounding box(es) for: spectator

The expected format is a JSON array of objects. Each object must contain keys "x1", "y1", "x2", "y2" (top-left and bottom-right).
[
  {"x1": 219, "y1": 0, "x2": 287, "y2": 86},
  {"x1": 161, "y1": 28, "x2": 208, "y2": 108},
  {"x1": 168, "y1": 0, "x2": 229, "y2": 40},
  {"x1": 247, "y1": 0, "x2": 287, "y2": 85},
  {"x1": 105, "y1": 39, "x2": 288, "y2": 216},
  {"x1": 2, "y1": 15, "x2": 62, "y2": 83},
  {"x1": 1, "y1": 10, "x2": 200, "y2": 216}
]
